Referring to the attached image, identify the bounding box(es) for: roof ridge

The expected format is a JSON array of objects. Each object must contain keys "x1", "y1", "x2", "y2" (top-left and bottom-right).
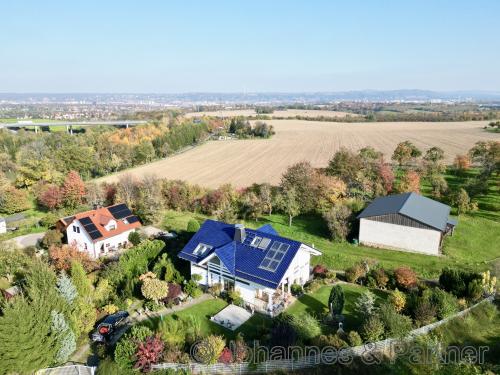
[{"x1": 398, "y1": 192, "x2": 414, "y2": 212}]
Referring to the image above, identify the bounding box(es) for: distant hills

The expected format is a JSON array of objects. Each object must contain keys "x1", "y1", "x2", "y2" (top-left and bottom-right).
[{"x1": 1, "y1": 90, "x2": 500, "y2": 105}]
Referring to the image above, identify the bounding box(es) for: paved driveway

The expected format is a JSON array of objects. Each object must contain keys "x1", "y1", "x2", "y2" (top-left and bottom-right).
[{"x1": 4, "y1": 232, "x2": 45, "y2": 248}]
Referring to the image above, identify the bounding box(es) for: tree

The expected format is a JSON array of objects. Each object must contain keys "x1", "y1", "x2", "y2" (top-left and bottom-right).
[
  {"x1": 277, "y1": 187, "x2": 300, "y2": 226},
  {"x1": 57, "y1": 272, "x2": 78, "y2": 304},
  {"x1": 38, "y1": 184, "x2": 64, "y2": 210},
  {"x1": 453, "y1": 188, "x2": 476, "y2": 215},
  {"x1": 0, "y1": 186, "x2": 31, "y2": 214},
  {"x1": 187, "y1": 219, "x2": 200, "y2": 232},
  {"x1": 311, "y1": 172, "x2": 347, "y2": 210},
  {"x1": 377, "y1": 161, "x2": 395, "y2": 194},
  {"x1": 322, "y1": 203, "x2": 353, "y2": 241},
  {"x1": 453, "y1": 154, "x2": 471, "y2": 175},
  {"x1": 328, "y1": 285, "x2": 345, "y2": 316},
  {"x1": 62, "y1": 171, "x2": 86, "y2": 209},
  {"x1": 398, "y1": 170, "x2": 420, "y2": 193},
  {"x1": 423, "y1": 147, "x2": 445, "y2": 177},
  {"x1": 424, "y1": 146, "x2": 445, "y2": 164},
  {"x1": 141, "y1": 278, "x2": 169, "y2": 303},
  {"x1": 354, "y1": 290, "x2": 377, "y2": 318},
  {"x1": 51, "y1": 310, "x2": 77, "y2": 364},
  {"x1": 280, "y1": 161, "x2": 316, "y2": 212},
  {"x1": 194, "y1": 335, "x2": 226, "y2": 364},
  {"x1": 392, "y1": 141, "x2": 422, "y2": 166},
  {"x1": 326, "y1": 148, "x2": 363, "y2": 186},
  {"x1": 394, "y1": 267, "x2": 417, "y2": 289},
  {"x1": 49, "y1": 244, "x2": 97, "y2": 272},
  {"x1": 429, "y1": 175, "x2": 448, "y2": 199},
  {"x1": 85, "y1": 182, "x2": 105, "y2": 208},
  {"x1": 259, "y1": 183, "x2": 273, "y2": 216},
  {"x1": 378, "y1": 303, "x2": 413, "y2": 338},
  {"x1": 41, "y1": 229, "x2": 63, "y2": 249},
  {"x1": 469, "y1": 140, "x2": 500, "y2": 177}
]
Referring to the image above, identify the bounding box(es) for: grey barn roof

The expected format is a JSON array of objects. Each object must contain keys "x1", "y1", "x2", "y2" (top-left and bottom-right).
[{"x1": 357, "y1": 192, "x2": 452, "y2": 231}]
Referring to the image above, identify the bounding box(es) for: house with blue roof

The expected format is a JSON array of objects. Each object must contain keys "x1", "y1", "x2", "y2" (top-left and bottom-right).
[
  {"x1": 178, "y1": 220, "x2": 321, "y2": 315},
  {"x1": 358, "y1": 192, "x2": 457, "y2": 255}
]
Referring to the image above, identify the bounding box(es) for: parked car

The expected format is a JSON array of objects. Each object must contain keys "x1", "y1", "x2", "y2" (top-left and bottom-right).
[{"x1": 91, "y1": 311, "x2": 129, "y2": 343}]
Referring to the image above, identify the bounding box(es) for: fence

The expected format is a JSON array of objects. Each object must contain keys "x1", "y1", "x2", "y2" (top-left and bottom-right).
[
  {"x1": 153, "y1": 296, "x2": 495, "y2": 374},
  {"x1": 36, "y1": 365, "x2": 96, "y2": 375}
]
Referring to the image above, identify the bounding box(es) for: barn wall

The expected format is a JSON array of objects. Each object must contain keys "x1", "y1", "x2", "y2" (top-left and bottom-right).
[{"x1": 359, "y1": 218, "x2": 441, "y2": 255}]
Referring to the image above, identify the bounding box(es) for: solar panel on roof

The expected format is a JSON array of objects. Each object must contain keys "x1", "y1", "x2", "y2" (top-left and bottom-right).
[
  {"x1": 126, "y1": 215, "x2": 140, "y2": 224},
  {"x1": 108, "y1": 204, "x2": 133, "y2": 219},
  {"x1": 258, "y1": 241, "x2": 290, "y2": 272},
  {"x1": 87, "y1": 230, "x2": 102, "y2": 240},
  {"x1": 79, "y1": 217, "x2": 92, "y2": 225}
]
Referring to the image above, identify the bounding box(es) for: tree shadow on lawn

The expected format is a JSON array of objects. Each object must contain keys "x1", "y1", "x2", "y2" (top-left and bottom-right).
[{"x1": 295, "y1": 294, "x2": 328, "y2": 317}]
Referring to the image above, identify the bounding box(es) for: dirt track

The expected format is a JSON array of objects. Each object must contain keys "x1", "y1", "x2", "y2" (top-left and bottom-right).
[{"x1": 98, "y1": 120, "x2": 498, "y2": 188}]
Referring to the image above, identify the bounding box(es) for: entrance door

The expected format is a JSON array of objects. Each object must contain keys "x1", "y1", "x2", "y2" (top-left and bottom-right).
[{"x1": 223, "y1": 278, "x2": 234, "y2": 291}]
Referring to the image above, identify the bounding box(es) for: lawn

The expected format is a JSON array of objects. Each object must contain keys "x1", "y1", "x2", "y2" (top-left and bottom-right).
[
  {"x1": 287, "y1": 284, "x2": 389, "y2": 333},
  {"x1": 141, "y1": 297, "x2": 272, "y2": 341},
  {"x1": 432, "y1": 300, "x2": 500, "y2": 365}
]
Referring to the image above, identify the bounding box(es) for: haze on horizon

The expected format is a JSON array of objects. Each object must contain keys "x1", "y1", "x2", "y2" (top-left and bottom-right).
[{"x1": 1, "y1": 0, "x2": 499, "y2": 93}]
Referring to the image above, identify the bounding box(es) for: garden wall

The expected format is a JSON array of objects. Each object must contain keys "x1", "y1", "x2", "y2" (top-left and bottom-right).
[{"x1": 152, "y1": 296, "x2": 495, "y2": 374}]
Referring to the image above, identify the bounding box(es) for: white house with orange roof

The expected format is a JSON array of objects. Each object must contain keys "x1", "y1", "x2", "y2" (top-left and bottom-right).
[{"x1": 59, "y1": 203, "x2": 141, "y2": 258}]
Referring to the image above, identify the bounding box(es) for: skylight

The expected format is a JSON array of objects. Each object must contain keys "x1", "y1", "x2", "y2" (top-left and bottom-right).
[
  {"x1": 258, "y1": 241, "x2": 290, "y2": 272},
  {"x1": 193, "y1": 243, "x2": 213, "y2": 256}
]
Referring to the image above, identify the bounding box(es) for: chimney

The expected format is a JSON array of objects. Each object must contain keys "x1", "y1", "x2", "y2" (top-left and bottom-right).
[{"x1": 234, "y1": 223, "x2": 246, "y2": 242}]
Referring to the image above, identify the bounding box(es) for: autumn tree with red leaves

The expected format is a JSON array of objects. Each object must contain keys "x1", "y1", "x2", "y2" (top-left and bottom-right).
[
  {"x1": 38, "y1": 184, "x2": 64, "y2": 210},
  {"x1": 62, "y1": 171, "x2": 86, "y2": 209},
  {"x1": 377, "y1": 162, "x2": 395, "y2": 194},
  {"x1": 398, "y1": 170, "x2": 420, "y2": 193},
  {"x1": 48, "y1": 244, "x2": 97, "y2": 272}
]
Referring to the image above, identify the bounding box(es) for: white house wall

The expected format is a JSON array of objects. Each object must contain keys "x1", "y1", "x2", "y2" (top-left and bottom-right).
[
  {"x1": 282, "y1": 247, "x2": 312, "y2": 286},
  {"x1": 359, "y1": 218, "x2": 441, "y2": 255},
  {"x1": 67, "y1": 221, "x2": 95, "y2": 257},
  {"x1": 67, "y1": 221, "x2": 135, "y2": 259}
]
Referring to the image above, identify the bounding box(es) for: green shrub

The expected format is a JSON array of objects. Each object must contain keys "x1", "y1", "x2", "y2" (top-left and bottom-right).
[
  {"x1": 378, "y1": 303, "x2": 413, "y2": 338},
  {"x1": 316, "y1": 334, "x2": 348, "y2": 349},
  {"x1": 345, "y1": 263, "x2": 366, "y2": 283},
  {"x1": 144, "y1": 300, "x2": 163, "y2": 312},
  {"x1": 362, "y1": 315, "x2": 385, "y2": 342},
  {"x1": 290, "y1": 283, "x2": 303, "y2": 296},
  {"x1": 228, "y1": 289, "x2": 244, "y2": 307},
  {"x1": 354, "y1": 290, "x2": 377, "y2": 319},
  {"x1": 413, "y1": 299, "x2": 437, "y2": 327},
  {"x1": 184, "y1": 279, "x2": 202, "y2": 298},
  {"x1": 128, "y1": 231, "x2": 142, "y2": 246},
  {"x1": 439, "y1": 267, "x2": 481, "y2": 299},
  {"x1": 429, "y1": 288, "x2": 458, "y2": 319},
  {"x1": 187, "y1": 219, "x2": 200, "y2": 233},
  {"x1": 347, "y1": 331, "x2": 363, "y2": 347},
  {"x1": 290, "y1": 313, "x2": 321, "y2": 342}
]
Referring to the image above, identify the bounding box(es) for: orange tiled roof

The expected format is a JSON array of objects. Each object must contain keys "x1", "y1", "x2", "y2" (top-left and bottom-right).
[{"x1": 67, "y1": 204, "x2": 141, "y2": 242}]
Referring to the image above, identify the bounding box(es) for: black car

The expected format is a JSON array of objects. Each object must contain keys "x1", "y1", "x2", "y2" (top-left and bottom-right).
[{"x1": 91, "y1": 311, "x2": 129, "y2": 343}]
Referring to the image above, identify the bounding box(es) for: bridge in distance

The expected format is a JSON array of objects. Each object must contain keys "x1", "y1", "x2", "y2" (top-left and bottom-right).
[{"x1": 0, "y1": 120, "x2": 148, "y2": 134}]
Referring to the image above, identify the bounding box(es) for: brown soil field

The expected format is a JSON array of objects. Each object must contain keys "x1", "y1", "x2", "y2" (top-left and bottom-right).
[
  {"x1": 184, "y1": 108, "x2": 357, "y2": 118},
  {"x1": 98, "y1": 120, "x2": 498, "y2": 188}
]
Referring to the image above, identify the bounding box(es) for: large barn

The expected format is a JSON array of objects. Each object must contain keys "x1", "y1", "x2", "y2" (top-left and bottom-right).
[{"x1": 357, "y1": 193, "x2": 457, "y2": 255}]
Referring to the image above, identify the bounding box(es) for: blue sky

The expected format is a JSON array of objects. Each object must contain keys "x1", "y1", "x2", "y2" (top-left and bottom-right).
[{"x1": 1, "y1": 0, "x2": 499, "y2": 92}]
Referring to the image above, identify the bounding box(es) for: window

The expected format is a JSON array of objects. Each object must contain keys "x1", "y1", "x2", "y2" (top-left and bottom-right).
[
  {"x1": 84, "y1": 243, "x2": 88, "y2": 250},
  {"x1": 194, "y1": 243, "x2": 213, "y2": 256},
  {"x1": 73, "y1": 226, "x2": 80, "y2": 233},
  {"x1": 251, "y1": 236, "x2": 262, "y2": 247}
]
